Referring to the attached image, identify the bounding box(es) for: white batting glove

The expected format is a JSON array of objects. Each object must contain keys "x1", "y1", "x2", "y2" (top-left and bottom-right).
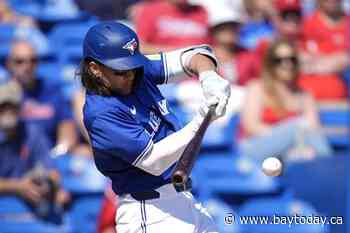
[
  {"x1": 191, "y1": 99, "x2": 221, "y2": 133},
  {"x1": 199, "y1": 71, "x2": 231, "y2": 117}
]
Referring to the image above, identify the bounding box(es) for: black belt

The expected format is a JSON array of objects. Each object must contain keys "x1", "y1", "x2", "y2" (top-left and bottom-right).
[{"x1": 130, "y1": 179, "x2": 192, "y2": 201}]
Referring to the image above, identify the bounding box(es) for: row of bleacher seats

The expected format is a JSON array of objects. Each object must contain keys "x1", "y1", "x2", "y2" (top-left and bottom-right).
[{"x1": 3, "y1": 151, "x2": 347, "y2": 233}]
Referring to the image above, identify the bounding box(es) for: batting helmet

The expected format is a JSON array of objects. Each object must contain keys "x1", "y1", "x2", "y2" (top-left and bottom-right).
[{"x1": 83, "y1": 21, "x2": 147, "y2": 71}]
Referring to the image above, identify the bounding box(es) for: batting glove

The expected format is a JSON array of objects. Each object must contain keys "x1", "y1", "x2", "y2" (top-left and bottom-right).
[{"x1": 199, "y1": 71, "x2": 231, "y2": 117}]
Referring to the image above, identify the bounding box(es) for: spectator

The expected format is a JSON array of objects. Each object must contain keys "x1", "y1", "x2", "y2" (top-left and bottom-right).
[
  {"x1": 238, "y1": 39, "x2": 332, "y2": 163},
  {"x1": 0, "y1": 0, "x2": 36, "y2": 27},
  {"x1": 133, "y1": 0, "x2": 210, "y2": 53},
  {"x1": 6, "y1": 40, "x2": 78, "y2": 154},
  {"x1": 299, "y1": 0, "x2": 350, "y2": 101},
  {"x1": 239, "y1": 0, "x2": 275, "y2": 50},
  {"x1": 76, "y1": 0, "x2": 139, "y2": 20},
  {"x1": 254, "y1": 0, "x2": 303, "y2": 73},
  {"x1": 0, "y1": 79, "x2": 70, "y2": 223},
  {"x1": 198, "y1": 0, "x2": 259, "y2": 85},
  {"x1": 0, "y1": 0, "x2": 49, "y2": 56}
]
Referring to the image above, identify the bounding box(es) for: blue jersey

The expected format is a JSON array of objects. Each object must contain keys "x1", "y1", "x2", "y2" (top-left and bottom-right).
[
  {"x1": 84, "y1": 54, "x2": 183, "y2": 195},
  {"x1": 0, "y1": 122, "x2": 52, "y2": 178},
  {"x1": 21, "y1": 78, "x2": 73, "y2": 147}
]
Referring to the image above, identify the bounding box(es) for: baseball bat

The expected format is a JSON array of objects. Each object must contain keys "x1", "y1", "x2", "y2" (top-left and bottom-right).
[{"x1": 171, "y1": 106, "x2": 216, "y2": 188}]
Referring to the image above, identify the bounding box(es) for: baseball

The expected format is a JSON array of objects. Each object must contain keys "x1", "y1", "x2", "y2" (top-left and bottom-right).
[{"x1": 262, "y1": 157, "x2": 282, "y2": 177}]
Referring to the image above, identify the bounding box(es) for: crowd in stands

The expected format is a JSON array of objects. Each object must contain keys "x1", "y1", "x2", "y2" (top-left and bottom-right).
[{"x1": 0, "y1": 0, "x2": 348, "y2": 233}]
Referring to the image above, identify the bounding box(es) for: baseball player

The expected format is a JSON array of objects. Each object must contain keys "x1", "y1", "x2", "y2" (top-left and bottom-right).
[{"x1": 81, "y1": 21, "x2": 230, "y2": 233}]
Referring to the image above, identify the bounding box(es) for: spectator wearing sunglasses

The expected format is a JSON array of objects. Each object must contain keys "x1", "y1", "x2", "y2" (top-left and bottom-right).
[
  {"x1": 6, "y1": 40, "x2": 78, "y2": 155},
  {"x1": 299, "y1": 0, "x2": 350, "y2": 101},
  {"x1": 238, "y1": 39, "x2": 331, "y2": 163}
]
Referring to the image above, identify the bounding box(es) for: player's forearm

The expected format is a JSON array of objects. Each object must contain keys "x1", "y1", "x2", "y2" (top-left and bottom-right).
[
  {"x1": 135, "y1": 116, "x2": 204, "y2": 176},
  {"x1": 0, "y1": 178, "x2": 20, "y2": 194},
  {"x1": 189, "y1": 54, "x2": 217, "y2": 75}
]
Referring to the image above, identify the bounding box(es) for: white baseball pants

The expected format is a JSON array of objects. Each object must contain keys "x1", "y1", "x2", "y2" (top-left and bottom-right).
[{"x1": 115, "y1": 184, "x2": 218, "y2": 233}]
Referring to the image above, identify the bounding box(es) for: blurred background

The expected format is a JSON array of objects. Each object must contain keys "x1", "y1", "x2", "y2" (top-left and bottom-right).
[{"x1": 0, "y1": 0, "x2": 349, "y2": 233}]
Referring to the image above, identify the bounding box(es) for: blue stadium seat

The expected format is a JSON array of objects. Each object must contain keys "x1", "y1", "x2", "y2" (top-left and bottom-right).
[
  {"x1": 54, "y1": 155, "x2": 106, "y2": 233},
  {"x1": 203, "y1": 198, "x2": 242, "y2": 233},
  {"x1": 9, "y1": 0, "x2": 87, "y2": 23},
  {"x1": 54, "y1": 154, "x2": 107, "y2": 194},
  {"x1": 0, "y1": 24, "x2": 16, "y2": 60},
  {"x1": 0, "y1": 196, "x2": 72, "y2": 233},
  {"x1": 0, "y1": 65, "x2": 9, "y2": 82},
  {"x1": 192, "y1": 153, "x2": 282, "y2": 201},
  {"x1": 0, "y1": 23, "x2": 50, "y2": 61},
  {"x1": 201, "y1": 114, "x2": 239, "y2": 152},
  {"x1": 0, "y1": 196, "x2": 31, "y2": 215},
  {"x1": 8, "y1": 0, "x2": 41, "y2": 18},
  {"x1": 48, "y1": 21, "x2": 97, "y2": 64},
  {"x1": 67, "y1": 194, "x2": 104, "y2": 233},
  {"x1": 238, "y1": 196, "x2": 330, "y2": 233},
  {"x1": 0, "y1": 219, "x2": 71, "y2": 233},
  {"x1": 37, "y1": 61, "x2": 80, "y2": 99},
  {"x1": 319, "y1": 108, "x2": 350, "y2": 148}
]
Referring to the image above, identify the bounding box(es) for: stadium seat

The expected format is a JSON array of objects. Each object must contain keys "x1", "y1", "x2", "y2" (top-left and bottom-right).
[
  {"x1": 203, "y1": 198, "x2": 242, "y2": 233},
  {"x1": 54, "y1": 154, "x2": 107, "y2": 194},
  {"x1": 201, "y1": 114, "x2": 239, "y2": 152},
  {"x1": 67, "y1": 194, "x2": 104, "y2": 233},
  {"x1": 0, "y1": 196, "x2": 32, "y2": 215},
  {"x1": 238, "y1": 196, "x2": 330, "y2": 233},
  {"x1": 284, "y1": 155, "x2": 347, "y2": 233},
  {"x1": 0, "y1": 24, "x2": 16, "y2": 61},
  {"x1": 0, "y1": 196, "x2": 72, "y2": 232},
  {"x1": 192, "y1": 153, "x2": 282, "y2": 201},
  {"x1": 48, "y1": 21, "x2": 97, "y2": 64},
  {"x1": 0, "y1": 219, "x2": 71, "y2": 233},
  {"x1": 0, "y1": 65, "x2": 9, "y2": 82},
  {"x1": 8, "y1": 0, "x2": 41, "y2": 18},
  {"x1": 9, "y1": 0, "x2": 88, "y2": 23},
  {"x1": 318, "y1": 106, "x2": 350, "y2": 149}
]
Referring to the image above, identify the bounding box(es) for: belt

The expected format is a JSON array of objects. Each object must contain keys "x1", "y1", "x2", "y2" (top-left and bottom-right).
[{"x1": 130, "y1": 179, "x2": 192, "y2": 201}]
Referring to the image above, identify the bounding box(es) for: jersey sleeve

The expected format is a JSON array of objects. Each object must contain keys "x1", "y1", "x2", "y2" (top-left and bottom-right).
[
  {"x1": 89, "y1": 110, "x2": 153, "y2": 165},
  {"x1": 144, "y1": 53, "x2": 168, "y2": 85}
]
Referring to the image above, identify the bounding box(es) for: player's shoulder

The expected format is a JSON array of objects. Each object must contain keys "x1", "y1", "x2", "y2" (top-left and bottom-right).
[
  {"x1": 83, "y1": 92, "x2": 127, "y2": 124},
  {"x1": 143, "y1": 53, "x2": 165, "y2": 78}
]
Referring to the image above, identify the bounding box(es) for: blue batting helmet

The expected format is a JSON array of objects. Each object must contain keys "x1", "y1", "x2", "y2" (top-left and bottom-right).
[{"x1": 83, "y1": 21, "x2": 147, "y2": 71}]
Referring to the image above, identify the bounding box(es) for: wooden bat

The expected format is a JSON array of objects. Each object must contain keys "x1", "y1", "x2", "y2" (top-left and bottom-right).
[{"x1": 171, "y1": 106, "x2": 216, "y2": 189}]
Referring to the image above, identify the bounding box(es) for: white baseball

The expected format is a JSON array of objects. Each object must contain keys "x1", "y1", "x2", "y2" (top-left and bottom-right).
[{"x1": 262, "y1": 157, "x2": 282, "y2": 177}]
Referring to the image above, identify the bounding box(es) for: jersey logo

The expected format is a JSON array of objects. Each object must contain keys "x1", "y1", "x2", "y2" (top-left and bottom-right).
[
  {"x1": 122, "y1": 38, "x2": 137, "y2": 55},
  {"x1": 130, "y1": 105, "x2": 137, "y2": 115},
  {"x1": 148, "y1": 111, "x2": 161, "y2": 137},
  {"x1": 157, "y1": 99, "x2": 169, "y2": 116}
]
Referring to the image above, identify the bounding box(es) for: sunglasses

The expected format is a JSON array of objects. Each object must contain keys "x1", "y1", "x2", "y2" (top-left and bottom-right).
[
  {"x1": 272, "y1": 56, "x2": 298, "y2": 66},
  {"x1": 280, "y1": 10, "x2": 302, "y2": 22},
  {"x1": 11, "y1": 57, "x2": 38, "y2": 65}
]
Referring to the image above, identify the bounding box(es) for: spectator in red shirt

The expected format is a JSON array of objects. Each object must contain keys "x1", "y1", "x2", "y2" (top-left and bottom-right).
[
  {"x1": 299, "y1": 0, "x2": 350, "y2": 101},
  {"x1": 133, "y1": 0, "x2": 210, "y2": 54},
  {"x1": 238, "y1": 39, "x2": 331, "y2": 163},
  {"x1": 203, "y1": 0, "x2": 259, "y2": 85}
]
